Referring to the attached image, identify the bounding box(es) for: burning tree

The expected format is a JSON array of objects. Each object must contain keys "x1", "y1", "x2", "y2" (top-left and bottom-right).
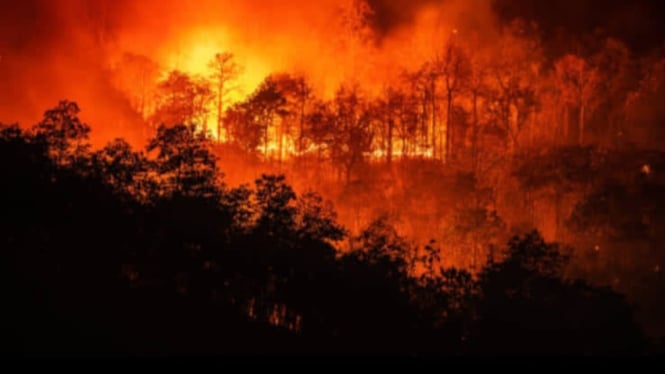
[
  {"x1": 554, "y1": 54, "x2": 601, "y2": 145},
  {"x1": 147, "y1": 124, "x2": 220, "y2": 198},
  {"x1": 437, "y1": 35, "x2": 471, "y2": 162},
  {"x1": 208, "y1": 52, "x2": 242, "y2": 142},
  {"x1": 486, "y1": 21, "x2": 542, "y2": 154},
  {"x1": 150, "y1": 71, "x2": 214, "y2": 132},
  {"x1": 31, "y1": 100, "x2": 91, "y2": 166},
  {"x1": 311, "y1": 84, "x2": 374, "y2": 183}
]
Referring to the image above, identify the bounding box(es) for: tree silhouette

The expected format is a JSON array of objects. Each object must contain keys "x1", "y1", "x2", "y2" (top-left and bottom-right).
[
  {"x1": 208, "y1": 52, "x2": 242, "y2": 142},
  {"x1": 472, "y1": 231, "x2": 645, "y2": 354},
  {"x1": 269, "y1": 73, "x2": 313, "y2": 161},
  {"x1": 225, "y1": 102, "x2": 263, "y2": 154},
  {"x1": 241, "y1": 76, "x2": 289, "y2": 159},
  {"x1": 112, "y1": 53, "x2": 161, "y2": 122},
  {"x1": 151, "y1": 71, "x2": 213, "y2": 130},
  {"x1": 487, "y1": 20, "x2": 542, "y2": 153},
  {"x1": 295, "y1": 191, "x2": 345, "y2": 242},
  {"x1": 555, "y1": 54, "x2": 601, "y2": 145},
  {"x1": 147, "y1": 124, "x2": 220, "y2": 198},
  {"x1": 31, "y1": 100, "x2": 91, "y2": 166},
  {"x1": 254, "y1": 174, "x2": 297, "y2": 237},
  {"x1": 327, "y1": 84, "x2": 374, "y2": 182},
  {"x1": 93, "y1": 138, "x2": 152, "y2": 200},
  {"x1": 438, "y1": 36, "x2": 471, "y2": 162}
]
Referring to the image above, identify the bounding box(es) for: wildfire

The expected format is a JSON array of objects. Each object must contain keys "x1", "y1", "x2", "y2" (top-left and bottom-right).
[{"x1": 157, "y1": 28, "x2": 274, "y2": 141}]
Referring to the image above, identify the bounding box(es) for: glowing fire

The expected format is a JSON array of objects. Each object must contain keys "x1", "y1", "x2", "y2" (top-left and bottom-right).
[{"x1": 158, "y1": 28, "x2": 273, "y2": 141}]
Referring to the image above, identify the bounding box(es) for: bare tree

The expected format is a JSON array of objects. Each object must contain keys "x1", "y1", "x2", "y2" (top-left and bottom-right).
[
  {"x1": 112, "y1": 53, "x2": 161, "y2": 121},
  {"x1": 150, "y1": 71, "x2": 213, "y2": 130},
  {"x1": 487, "y1": 21, "x2": 542, "y2": 154},
  {"x1": 244, "y1": 76, "x2": 289, "y2": 160},
  {"x1": 437, "y1": 35, "x2": 470, "y2": 162},
  {"x1": 208, "y1": 52, "x2": 242, "y2": 142},
  {"x1": 554, "y1": 54, "x2": 601, "y2": 145},
  {"x1": 270, "y1": 74, "x2": 314, "y2": 161}
]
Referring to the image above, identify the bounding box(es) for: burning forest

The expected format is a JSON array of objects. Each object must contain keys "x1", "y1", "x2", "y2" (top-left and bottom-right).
[{"x1": 1, "y1": 0, "x2": 664, "y2": 357}]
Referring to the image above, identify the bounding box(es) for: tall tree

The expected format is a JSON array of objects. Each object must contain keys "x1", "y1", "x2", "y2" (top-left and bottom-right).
[
  {"x1": 112, "y1": 53, "x2": 161, "y2": 121},
  {"x1": 93, "y1": 138, "x2": 151, "y2": 199},
  {"x1": 592, "y1": 38, "x2": 635, "y2": 146},
  {"x1": 464, "y1": 46, "x2": 490, "y2": 173},
  {"x1": 554, "y1": 54, "x2": 601, "y2": 145},
  {"x1": 437, "y1": 36, "x2": 470, "y2": 162},
  {"x1": 208, "y1": 52, "x2": 242, "y2": 142},
  {"x1": 147, "y1": 124, "x2": 220, "y2": 198},
  {"x1": 226, "y1": 102, "x2": 263, "y2": 154},
  {"x1": 243, "y1": 76, "x2": 289, "y2": 159},
  {"x1": 31, "y1": 100, "x2": 91, "y2": 166},
  {"x1": 151, "y1": 71, "x2": 213, "y2": 131},
  {"x1": 487, "y1": 21, "x2": 542, "y2": 154},
  {"x1": 269, "y1": 74, "x2": 314, "y2": 161},
  {"x1": 330, "y1": 84, "x2": 374, "y2": 182}
]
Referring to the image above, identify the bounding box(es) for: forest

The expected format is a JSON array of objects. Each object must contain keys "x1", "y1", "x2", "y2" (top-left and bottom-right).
[{"x1": 0, "y1": 0, "x2": 664, "y2": 356}]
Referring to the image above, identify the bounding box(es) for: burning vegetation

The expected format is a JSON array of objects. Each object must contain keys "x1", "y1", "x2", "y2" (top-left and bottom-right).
[{"x1": 0, "y1": 0, "x2": 664, "y2": 356}]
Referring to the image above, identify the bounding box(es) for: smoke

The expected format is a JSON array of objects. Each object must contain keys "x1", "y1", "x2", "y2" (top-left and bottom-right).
[{"x1": 0, "y1": 0, "x2": 145, "y2": 145}]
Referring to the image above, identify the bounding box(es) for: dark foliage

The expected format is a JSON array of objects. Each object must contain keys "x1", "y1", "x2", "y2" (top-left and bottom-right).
[{"x1": 0, "y1": 102, "x2": 650, "y2": 356}]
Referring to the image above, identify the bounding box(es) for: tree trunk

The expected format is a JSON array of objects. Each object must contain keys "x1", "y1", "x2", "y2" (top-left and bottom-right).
[
  {"x1": 579, "y1": 103, "x2": 585, "y2": 145},
  {"x1": 446, "y1": 90, "x2": 453, "y2": 163},
  {"x1": 472, "y1": 91, "x2": 479, "y2": 174},
  {"x1": 564, "y1": 105, "x2": 569, "y2": 145},
  {"x1": 217, "y1": 82, "x2": 224, "y2": 142},
  {"x1": 278, "y1": 121, "x2": 284, "y2": 165},
  {"x1": 387, "y1": 119, "x2": 393, "y2": 165},
  {"x1": 299, "y1": 96, "x2": 306, "y2": 155},
  {"x1": 264, "y1": 116, "x2": 270, "y2": 160},
  {"x1": 430, "y1": 82, "x2": 437, "y2": 160},
  {"x1": 421, "y1": 95, "x2": 428, "y2": 152}
]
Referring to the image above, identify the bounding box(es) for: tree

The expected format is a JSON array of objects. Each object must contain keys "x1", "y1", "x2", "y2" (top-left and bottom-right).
[
  {"x1": 208, "y1": 52, "x2": 242, "y2": 142},
  {"x1": 513, "y1": 146, "x2": 598, "y2": 240},
  {"x1": 147, "y1": 124, "x2": 220, "y2": 198},
  {"x1": 93, "y1": 139, "x2": 152, "y2": 199},
  {"x1": 370, "y1": 92, "x2": 394, "y2": 164},
  {"x1": 554, "y1": 54, "x2": 601, "y2": 145},
  {"x1": 150, "y1": 71, "x2": 213, "y2": 131},
  {"x1": 295, "y1": 191, "x2": 346, "y2": 243},
  {"x1": 418, "y1": 62, "x2": 441, "y2": 160},
  {"x1": 625, "y1": 57, "x2": 665, "y2": 147},
  {"x1": 242, "y1": 76, "x2": 289, "y2": 159},
  {"x1": 353, "y1": 216, "x2": 413, "y2": 272},
  {"x1": 487, "y1": 20, "x2": 542, "y2": 153},
  {"x1": 112, "y1": 53, "x2": 161, "y2": 121},
  {"x1": 473, "y1": 232, "x2": 644, "y2": 354},
  {"x1": 393, "y1": 88, "x2": 421, "y2": 159},
  {"x1": 437, "y1": 36, "x2": 470, "y2": 162},
  {"x1": 254, "y1": 174, "x2": 297, "y2": 237},
  {"x1": 31, "y1": 100, "x2": 91, "y2": 166},
  {"x1": 225, "y1": 102, "x2": 263, "y2": 154},
  {"x1": 328, "y1": 84, "x2": 374, "y2": 182},
  {"x1": 465, "y1": 46, "x2": 490, "y2": 173},
  {"x1": 269, "y1": 73, "x2": 314, "y2": 160},
  {"x1": 592, "y1": 38, "x2": 635, "y2": 146}
]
